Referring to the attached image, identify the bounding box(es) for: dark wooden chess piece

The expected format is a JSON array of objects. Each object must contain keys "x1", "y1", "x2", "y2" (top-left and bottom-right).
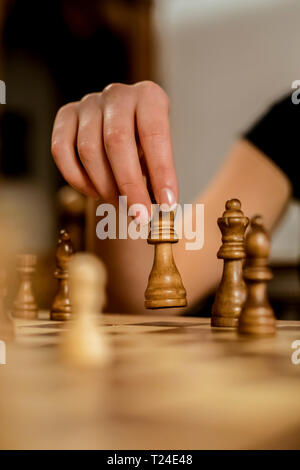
[
  {"x1": 211, "y1": 199, "x2": 249, "y2": 327},
  {"x1": 57, "y1": 185, "x2": 86, "y2": 251},
  {"x1": 0, "y1": 267, "x2": 14, "y2": 342},
  {"x1": 13, "y1": 254, "x2": 38, "y2": 319},
  {"x1": 238, "y1": 216, "x2": 276, "y2": 336},
  {"x1": 145, "y1": 209, "x2": 187, "y2": 309},
  {"x1": 50, "y1": 229, "x2": 74, "y2": 321}
]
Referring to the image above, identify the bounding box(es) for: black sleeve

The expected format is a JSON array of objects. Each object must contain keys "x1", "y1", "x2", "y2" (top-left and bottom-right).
[{"x1": 245, "y1": 93, "x2": 299, "y2": 199}]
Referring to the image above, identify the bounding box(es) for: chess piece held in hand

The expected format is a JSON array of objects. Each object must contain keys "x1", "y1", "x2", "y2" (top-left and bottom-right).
[
  {"x1": 211, "y1": 199, "x2": 249, "y2": 327},
  {"x1": 13, "y1": 254, "x2": 38, "y2": 319},
  {"x1": 0, "y1": 268, "x2": 15, "y2": 342},
  {"x1": 50, "y1": 229, "x2": 74, "y2": 321},
  {"x1": 238, "y1": 216, "x2": 276, "y2": 336},
  {"x1": 60, "y1": 252, "x2": 110, "y2": 367},
  {"x1": 145, "y1": 209, "x2": 187, "y2": 309}
]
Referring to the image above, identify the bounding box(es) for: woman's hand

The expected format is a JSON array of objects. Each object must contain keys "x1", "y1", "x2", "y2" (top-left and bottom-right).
[{"x1": 51, "y1": 81, "x2": 178, "y2": 224}]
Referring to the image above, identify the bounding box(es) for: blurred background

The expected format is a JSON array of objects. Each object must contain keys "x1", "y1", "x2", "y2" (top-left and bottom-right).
[{"x1": 0, "y1": 0, "x2": 299, "y2": 315}]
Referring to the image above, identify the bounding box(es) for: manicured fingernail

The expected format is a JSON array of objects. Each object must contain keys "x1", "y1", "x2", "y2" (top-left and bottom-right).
[
  {"x1": 133, "y1": 205, "x2": 150, "y2": 226},
  {"x1": 159, "y1": 188, "x2": 177, "y2": 211}
]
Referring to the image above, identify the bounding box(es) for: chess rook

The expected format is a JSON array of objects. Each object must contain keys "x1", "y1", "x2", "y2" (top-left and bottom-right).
[
  {"x1": 211, "y1": 199, "x2": 249, "y2": 327},
  {"x1": 145, "y1": 210, "x2": 187, "y2": 309},
  {"x1": 50, "y1": 229, "x2": 74, "y2": 321},
  {"x1": 13, "y1": 254, "x2": 38, "y2": 319},
  {"x1": 238, "y1": 216, "x2": 276, "y2": 336}
]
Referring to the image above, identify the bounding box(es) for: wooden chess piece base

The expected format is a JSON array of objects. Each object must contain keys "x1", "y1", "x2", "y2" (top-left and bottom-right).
[
  {"x1": 13, "y1": 305, "x2": 37, "y2": 320},
  {"x1": 145, "y1": 243, "x2": 187, "y2": 309},
  {"x1": 50, "y1": 279, "x2": 72, "y2": 321},
  {"x1": 238, "y1": 279, "x2": 276, "y2": 336},
  {"x1": 50, "y1": 310, "x2": 72, "y2": 321},
  {"x1": 238, "y1": 306, "x2": 276, "y2": 336}
]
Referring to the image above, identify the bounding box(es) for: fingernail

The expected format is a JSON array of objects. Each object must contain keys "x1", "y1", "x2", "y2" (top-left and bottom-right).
[
  {"x1": 159, "y1": 188, "x2": 177, "y2": 211},
  {"x1": 133, "y1": 205, "x2": 150, "y2": 226}
]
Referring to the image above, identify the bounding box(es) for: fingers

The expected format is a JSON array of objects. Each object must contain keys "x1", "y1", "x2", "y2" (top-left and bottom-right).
[
  {"x1": 135, "y1": 81, "x2": 178, "y2": 209},
  {"x1": 77, "y1": 93, "x2": 119, "y2": 204},
  {"x1": 51, "y1": 81, "x2": 177, "y2": 223},
  {"x1": 51, "y1": 103, "x2": 99, "y2": 198},
  {"x1": 102, "y1": 84, "x2": 151, "y2": 223}
]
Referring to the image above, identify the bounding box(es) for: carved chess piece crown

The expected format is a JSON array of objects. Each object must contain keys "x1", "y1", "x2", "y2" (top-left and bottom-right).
[
  {"x1": 13, "y1": 254, "x2": 38, "y2": 319},
  {"x1": 211, "y1": 199, "x2": 249, "y2": 327},
  {"x1": 238, "y1": 216, "x2": 276, "y2": 336},
  {"x1": 145, "y1": 210, "x2": 187, "y2": 309},
  {"x1": 50, "y1": 229, "x2": 74, "y2": 321}
]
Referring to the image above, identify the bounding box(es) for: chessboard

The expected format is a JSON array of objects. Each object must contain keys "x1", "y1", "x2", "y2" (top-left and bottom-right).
[{"x1": 1, "y1": 311, "x2": 300, "y2": 450}]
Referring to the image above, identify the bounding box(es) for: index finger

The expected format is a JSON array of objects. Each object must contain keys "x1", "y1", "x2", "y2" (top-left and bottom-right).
[{"x1": 135, "y1": 81, "x2": 178, "y2": 210}]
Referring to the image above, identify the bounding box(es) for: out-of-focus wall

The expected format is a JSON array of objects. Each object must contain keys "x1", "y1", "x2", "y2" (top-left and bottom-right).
[{"x1": 154, "y1": 0, "x2": 300, "y2": 263}]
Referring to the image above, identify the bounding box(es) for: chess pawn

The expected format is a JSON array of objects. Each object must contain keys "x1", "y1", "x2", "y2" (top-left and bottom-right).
[
  {"x1": 211, "y1": 199, "x2": 249, "y2": 327},
  {"x1": 13, "y1": 254, "x2": 38, "y2": 319},
  {"x1": 0, "y1": 268, "x2": 15, "y2": 342},
  {"x1": 145, "y1": 209, "x2": 187, "y2": 309},
  {"x1": 238, "y1": 216, "x2": 276, "y2": 336},
  {"x1": 61, "y1": 253, "x2": 109, "y2": 367},
  {"x1": 50, "y1": 229, "x2": 74, "y2": 321}
]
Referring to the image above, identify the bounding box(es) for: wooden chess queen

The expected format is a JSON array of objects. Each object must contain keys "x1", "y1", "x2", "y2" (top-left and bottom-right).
[{"x1": 211, "y1": 199, "x2": 249, "y2": 327}]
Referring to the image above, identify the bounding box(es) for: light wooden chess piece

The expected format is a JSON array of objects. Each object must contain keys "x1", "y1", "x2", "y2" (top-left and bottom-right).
[
  {"x1": 238, "y1": 216, "x2": 276, "y2": 336},
  {"x1": 13, "y1": 254, "x2": 38, "y2": 319},
  {"x1": 50, "y1": 229, "x2": 74, "y2": 321},
  {"x1": 0, "y1": 267, "x2": 15, "y2": 342},
  {"x1": 60, "y1": 253, "x2": 110, "y2": 367},
  {"x1": 211, "y1": 199, "x2": 249, "y2": 327},
  {"x1": 145, "y1": 209, "x2": 187, "y2": 309}
]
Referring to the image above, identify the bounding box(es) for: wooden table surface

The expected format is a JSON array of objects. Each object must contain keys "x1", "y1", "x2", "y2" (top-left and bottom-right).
[{"x1": 1, "y1": 312, "x2": 300, "y2": 449}]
